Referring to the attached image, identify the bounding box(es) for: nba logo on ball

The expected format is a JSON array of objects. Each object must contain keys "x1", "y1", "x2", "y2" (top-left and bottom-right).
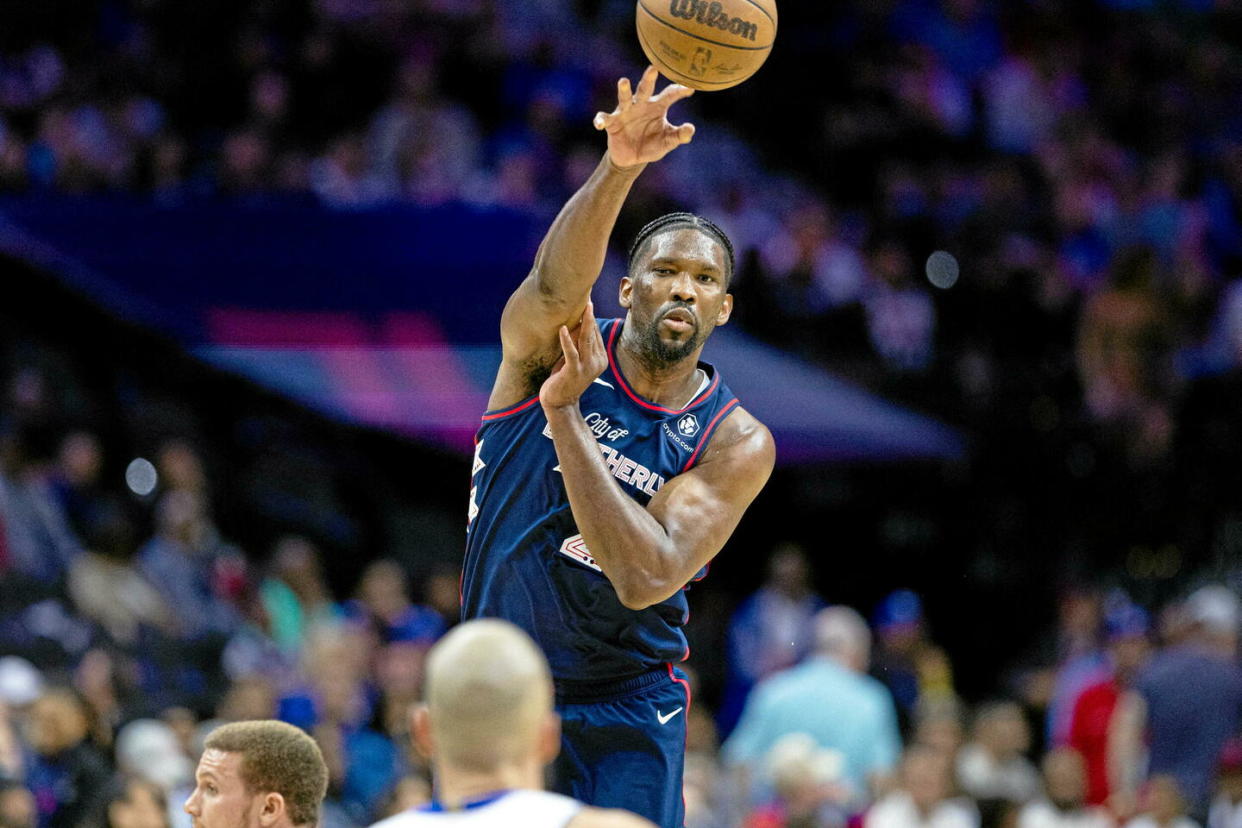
[
  {"x1": 690, "y1": 47, "x2": 712, "y2": 76},
  {"x1": 678, "y1": 413, "x2": 700, "y2": 437},
  {"x1": 637, "y1": 0, "x2": 777, "y2": 90}
]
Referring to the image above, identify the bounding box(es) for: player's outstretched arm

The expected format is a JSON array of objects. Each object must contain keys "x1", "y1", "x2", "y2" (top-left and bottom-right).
[
  {"x1": 541, "y1": 303, "x2": 775, "y2": 610},
  {"x1": 489, "y1": 67, "x2": 695, "y2": 411}
]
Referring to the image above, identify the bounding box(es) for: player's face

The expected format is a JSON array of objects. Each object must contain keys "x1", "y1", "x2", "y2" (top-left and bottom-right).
[
  {"x1": 620, "y1": 228, "x2": 733, "y2": 368},
  {"x1": 184, "y1": 750, "x2": 262, "y2": 828}
]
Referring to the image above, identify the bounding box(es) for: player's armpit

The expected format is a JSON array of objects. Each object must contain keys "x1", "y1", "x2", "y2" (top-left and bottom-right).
[
  {"x1": 498, "y1": 271, "x2": 591, "y2": 363},
  {"x1": 632, "y1": 408, "x2": 775, "y2": 607},
  {"x1": 567, "y1": 806, "x2": 659, "y2": 828},
  {"x1": 487, "y1": 276, "x2": 588, "y2": 411}
]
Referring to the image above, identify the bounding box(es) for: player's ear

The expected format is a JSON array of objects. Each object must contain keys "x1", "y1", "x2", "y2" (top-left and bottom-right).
[
  {"x1": 538, "y1": 711, "x2": 561, "y2": 763},
  {"x1": 256, "y1": 792, "x2": 285, "y2": 827},
  {"x1": 715, "y1": 292, "x2": 733, "y2": 326},
  {"x1": 618, "y1": 276, "x2": 633, "y2": 309},
  {"x1": 412, "y1": 704, "x2": 435, "y2": 760}
]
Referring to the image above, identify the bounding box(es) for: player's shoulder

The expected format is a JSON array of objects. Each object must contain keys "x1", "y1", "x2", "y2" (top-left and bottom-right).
[
  {"x1": 369, "y1": 808, "x2": 423, "y2": 828},
  {"x1": 700, "y1": 403, "x2": 774, "y2": 469},
  {"x1": 566, "y1": 806, "x2": 659, "y2": 828}
]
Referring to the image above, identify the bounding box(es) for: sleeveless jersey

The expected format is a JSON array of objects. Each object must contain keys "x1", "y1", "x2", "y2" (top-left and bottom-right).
[
  {"x1": 463, "y1": 318, "x2": 741, "y2": 681},
  {"x1": 370, "y1": 790, "x2": 581, "y2": 828}
]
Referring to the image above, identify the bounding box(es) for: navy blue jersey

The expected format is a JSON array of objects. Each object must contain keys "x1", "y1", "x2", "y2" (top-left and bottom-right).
[{"x1": 463, "y1": 318, "x2": 741, "y2": 681}]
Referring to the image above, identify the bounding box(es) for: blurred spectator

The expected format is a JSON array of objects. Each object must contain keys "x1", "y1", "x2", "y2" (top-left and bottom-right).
[
  {"x1": 863, "y1": 237, "x2": 936, "y2": 373},
  {"x1": 137, "y1": 490, "x2": 242, "y2": 641},
  {"x1": 0, "y1": 420, "x2": 82, "y2": 584},
  {"x1": 1076, "y1": 247, "x2": 1174, "y2": 463},
  {"x1": 310, "y1": 134, "x2": 393, "y2": 209},
  {"x1": 1068, "y1": 602, "x2": 1151, "y2": 809},
  {"x1": 114, "y1": 720, "x2": 194, "y2": 796},
  {"x1": 346, "y1": 560, "x2": 445, "y2": 646},
  {"x1": 101, "y1": 776, "x2": 170, "y2": 828},
  {"x1": 871, "y1": 589, "x2": 955, "y2": 733},
  {"x1": 421, "y1": 564, "x2": 462, "y2": 626},
  {"x1": 1209, "y1": 740, "x2": 1242, "y2": 828},
  {"x1": 1015, "y1": 748, "x2": 1114, "y2": 828},
  {"x1": 73, "y1": 650, "x2": 128, "y2": 751},
  {"x1": 1125, "y1": 775, "x2": 1200, "y2": 828},
  {"x1": 721, "y1": 544, "x2": 826, "y2": 734},
  {"x1": 685, "y1": 752, "x2": 727, "y2": 828},
  {"x1": 222, "y1": 578, "x2": 297, "y2": 689},
  {"x1": 0, "y1": 701, "x2": 26, "y2": 785},
  {"x1": 1047, "y1": 587, "x2": 1107, "y2": 750},
  {"x1": 724, "y1": 606, "x2": 901, "y2": 808},
  {"x1": 155, "y1": 441, "x2": 207, "y2": 500},
  {"x1": 0, "y1": 780, "x2": 35, "y2": 828},
  {"x1": 48, "y1": 431, "x2": 104, "y2": 538},
  {"x1": 24, "y1": 689, "x2": 111, "y2": 828},
  {"x1": 957, "y1": 701, "x2": 1041, "y2": 812},
  {"x1": 310, "y1": 672, "x2": 399, "y2": 824},
  {"x1": 913, "y1": 698, "x2": 967, "y2": 761},
  {"x1": 275, "y1": 625, "x2": 395, "y2": 823},
  {"x1": 260, "y1": 536, "x2": 341, "y2": 657},
  {"x1": 68, "y1": 501, "x2": 177, "y2": 647},
  {"x1": 0, "y1": 657, "x2": 44, "y2": 710},
  {"x1": 744, "y1": 733, "x2": 851, "y2": 828},
  {"x1": 866, "y1": 745, "x2": 980, "y2": 828},
  {"x1": 1118, "y1": 586, "x2": 1242, "y2": 818}
]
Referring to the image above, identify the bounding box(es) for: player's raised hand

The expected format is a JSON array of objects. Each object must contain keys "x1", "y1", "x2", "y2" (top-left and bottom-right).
[
  {"x1": 594, "y1": 66, "x2": 695, "y2": 169},
  {"x1": 540, "y1": 301, "x2": 608, "y2": 410}
]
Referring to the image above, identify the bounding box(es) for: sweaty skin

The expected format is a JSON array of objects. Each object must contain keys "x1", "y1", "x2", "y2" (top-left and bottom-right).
[{"x1": 490, "y1": 66, "x2": 775, "y2": 611}]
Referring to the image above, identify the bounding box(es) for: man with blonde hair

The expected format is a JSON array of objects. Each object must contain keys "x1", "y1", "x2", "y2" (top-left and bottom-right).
[
  {"x1": 184, "y1": 720, "x2": 329, "y2": 828},
  {"x1": 372, "y1": 619, "x2": 653, "y2": 827}
]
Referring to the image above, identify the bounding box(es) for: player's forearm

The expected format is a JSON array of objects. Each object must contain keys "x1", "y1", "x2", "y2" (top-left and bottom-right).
[
  {"x1": 543, "y1": 403, "x2": 680, "y2": 610},
  {"x1": 531, "y1": 154, "x2": 645, "y2": 299}
]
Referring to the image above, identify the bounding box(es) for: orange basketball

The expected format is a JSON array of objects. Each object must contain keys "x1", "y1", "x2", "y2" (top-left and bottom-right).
[{"x1": 636, "y1": 0, "x2": 777, "y2": 91}]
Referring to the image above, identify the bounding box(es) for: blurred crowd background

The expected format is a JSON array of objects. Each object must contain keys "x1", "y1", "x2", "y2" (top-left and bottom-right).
[{"x1": 4, "y1": 0, "x2": 1242, "y2": 826}]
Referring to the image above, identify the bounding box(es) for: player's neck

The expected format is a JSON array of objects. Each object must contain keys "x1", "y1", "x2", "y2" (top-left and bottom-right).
[
  {"x1": 615, "y1": 334, "x2": 705, "y2": 409},
  {"x1": 432, "y1": 760, "x2": 541, "y2": 808}
]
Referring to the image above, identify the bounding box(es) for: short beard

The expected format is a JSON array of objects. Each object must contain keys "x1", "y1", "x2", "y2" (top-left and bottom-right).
[{"x1": 634, "y1": 314, "x2": 702, "y2": 370}]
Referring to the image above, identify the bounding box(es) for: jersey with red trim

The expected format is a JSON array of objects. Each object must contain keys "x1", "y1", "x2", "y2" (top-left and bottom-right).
[{"x1": 463, "y1": 318, "x2": 740, "y2": 681}]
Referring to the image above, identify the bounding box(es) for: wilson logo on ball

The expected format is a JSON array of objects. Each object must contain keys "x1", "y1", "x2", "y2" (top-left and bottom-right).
[{"x1": 668, "y1": 0, "x2": 759, "y2": 41}]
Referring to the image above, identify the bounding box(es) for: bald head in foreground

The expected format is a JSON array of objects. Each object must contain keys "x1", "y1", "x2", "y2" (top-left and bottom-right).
[{"x1": 371, "y1": 619, "x2": 655, "y2": 828}]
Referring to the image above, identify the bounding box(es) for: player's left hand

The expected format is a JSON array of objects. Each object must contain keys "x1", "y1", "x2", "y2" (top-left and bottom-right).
[{"x1": 540, "y1": 301, "x2": 608, "y2": 410}]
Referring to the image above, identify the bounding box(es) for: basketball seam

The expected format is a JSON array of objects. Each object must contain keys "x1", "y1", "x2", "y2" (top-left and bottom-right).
[
  {"x1": 737, "y1": 0, "x2": 776, "y2": 26},
  {"x1": 636, "y1": 26, "x2": 742, "y2": 87},
  {"x1": 636, "y1": 1, "x2": 775, "y2": 51}
]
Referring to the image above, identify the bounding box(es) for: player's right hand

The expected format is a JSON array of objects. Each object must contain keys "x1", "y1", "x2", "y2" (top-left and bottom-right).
[
  {"x1": 539, "y1": 301, "x2": 608, "y2": 410},
  {"x1": 594, "y1": 66, "x2": 695, "y2": 169}
]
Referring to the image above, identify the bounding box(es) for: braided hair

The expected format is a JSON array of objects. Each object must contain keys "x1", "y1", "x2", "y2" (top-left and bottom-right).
[{"x1": 626, "y1": 212, "x2": 736, "y2": 284}]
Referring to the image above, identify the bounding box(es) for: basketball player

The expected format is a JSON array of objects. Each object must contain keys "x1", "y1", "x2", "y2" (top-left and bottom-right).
[
  {"x1": 463, "y1": 66, "x2": 775, "y2": 827},
  {"x1": 184, "y1": 720, "x2": 328, "y2": 828},
  {"x1": 371, "y1": 619, "x2": 655, "y2": 827}
]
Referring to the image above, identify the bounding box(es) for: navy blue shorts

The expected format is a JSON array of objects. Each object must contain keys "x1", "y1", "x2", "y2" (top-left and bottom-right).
[{"x1": 552, "y1": 666, "x2": 691, "y2": 828}]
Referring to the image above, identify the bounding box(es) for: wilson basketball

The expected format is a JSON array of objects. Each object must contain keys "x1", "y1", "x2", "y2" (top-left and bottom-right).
[{"x1": 636, "y1": 0, "x2": 777, "y2": 91}]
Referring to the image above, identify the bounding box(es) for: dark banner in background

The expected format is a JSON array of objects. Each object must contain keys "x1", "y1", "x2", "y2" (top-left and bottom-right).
[{"x1": 0, "y1": 196, "x2": 964, "y2": 462}]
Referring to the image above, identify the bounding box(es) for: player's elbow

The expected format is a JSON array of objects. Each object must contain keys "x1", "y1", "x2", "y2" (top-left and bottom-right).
[
  {"x1": 616, "y1": 588, "x2": 657, "y2": 611},
  {"x1": 608, "y1": 541, "x2": 683, "y2": 610},
  {"x1": 614, "y1": 573, "x2": 678, "y2": 611}
]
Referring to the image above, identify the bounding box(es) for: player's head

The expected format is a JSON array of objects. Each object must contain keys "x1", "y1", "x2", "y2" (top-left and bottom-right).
[
  {"x1": 184, "y1": 720, "x2": 328, "y2": 828},
  {"x1": 413, "y1": 619, "x2": 559, "y2": 775},
  {"x1": 621, "y1": 213, "x2": 735, "y2": 369}
]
